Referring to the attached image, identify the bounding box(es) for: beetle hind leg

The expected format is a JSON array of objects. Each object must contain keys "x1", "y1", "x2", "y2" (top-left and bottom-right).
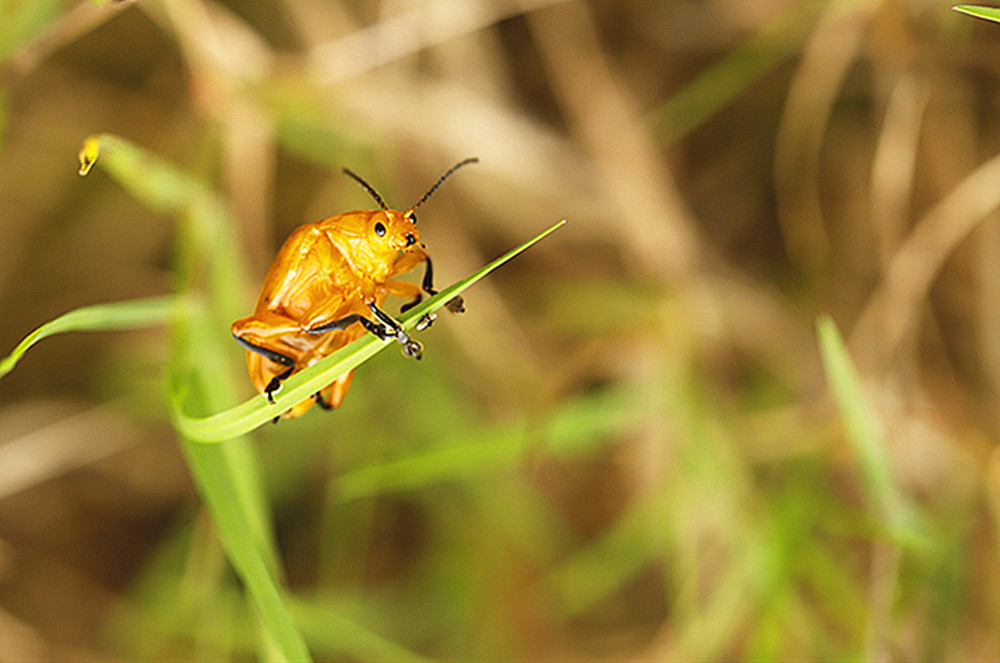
[{"x1": 265, "y1": 366, "x2": 294, "y2": 405}]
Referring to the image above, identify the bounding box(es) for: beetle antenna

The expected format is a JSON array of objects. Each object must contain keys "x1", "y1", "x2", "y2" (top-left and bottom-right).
[
  {"x1": 409, "y1": 157, "x2": 478, "y2": 212},
  {"x1": 343, "y1": 167, "x2": 389, "y2": 210}
]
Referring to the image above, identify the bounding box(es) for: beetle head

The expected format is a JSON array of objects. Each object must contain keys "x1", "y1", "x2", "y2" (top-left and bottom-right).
[{"x1": 370, "y1": 209, "x2": 422, "y2": 254}]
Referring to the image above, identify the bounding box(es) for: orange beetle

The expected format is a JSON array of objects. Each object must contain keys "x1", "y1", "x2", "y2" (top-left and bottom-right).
[{"x1": 232, "y1": 159, "x2": 476, "y2": 419}]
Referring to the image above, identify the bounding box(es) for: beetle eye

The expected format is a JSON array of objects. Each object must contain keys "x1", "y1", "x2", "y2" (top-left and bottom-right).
[
  {"x1": 374, "y1": 221, "x2": 386, "y2": 237},
  {"x1": 406, "y1": 212, "x2": 417, "y2": 224}
]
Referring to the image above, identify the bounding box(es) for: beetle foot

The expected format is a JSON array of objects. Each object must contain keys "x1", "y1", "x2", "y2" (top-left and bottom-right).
[
  {"x1": 397, "y1": 331, "x2": 423, "y2": 359},
  {"x1": 264, "y1": 366, "x2": 294, "y2": 404},
  {"x1": 445, "y1": 296, "x2": 465, "y2": 314},
  {"x1": 265, "y1": 379, "x2": 281, "y2": 405},
  {"x1": 416, "y1": 313, "x2": 436, "y2": 331}
]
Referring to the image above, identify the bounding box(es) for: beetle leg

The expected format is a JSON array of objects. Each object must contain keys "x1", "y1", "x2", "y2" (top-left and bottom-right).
[
  {"x1": 306, "y1": 313, "x2": 364, "y2": 335},
  {"x1": 418, "y1": 256, "x2": 465, "y2": 314},
  {"x1": 306, "y1": 312, "x2": 393, "y2": 341},
  {"x1": 410, "y1": 255, "x2": 443, "y2": 325},
  {"x1": 231, "y1": 333, "x2": 298, "y2": 405},
  {"x1": 387, "y1": 279, "x2": 434, "y2": 330},
  {"x1": 399, "y1": 293, "x2": 423, "y2": 314},
  {"x1": 368, "y1": 302, "x2": 423, "y2": 359},
  {"x1": 233, "y1": 334, "x2": 296, "y2": 368},
  {"x1": 390, "y1": 257, "x2": 462, "y2": 328},
  {"x1": 264, "y1": 366, "x2": 294, "y2": 405}
]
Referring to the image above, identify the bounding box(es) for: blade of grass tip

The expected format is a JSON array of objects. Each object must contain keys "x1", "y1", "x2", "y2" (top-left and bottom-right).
[
  {"x1": 953, "y1": 5, "x2": 1000, "y2": 23},
  {"x1": 171, "y1": 219, "x2": 566, "y2": 442},
  {"x1": 0, "y1": 296, "x2": 179, "y2": 381},
  {"x1": 815, "y1": 315, "x2": 927, "y2": 547}
]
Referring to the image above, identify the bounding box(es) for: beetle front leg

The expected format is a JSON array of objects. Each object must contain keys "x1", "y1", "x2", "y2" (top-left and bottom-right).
[
  {"x1": 264, "y1": 367, "x2": 295, "y2": 405},
  {"x1": 420, "y1": 256, "x2": 466, "y2": 315},
  {"x1": 386, "y1": 280, "x2": 434, "y2": 331},
  {"x1": 394, "y1": 256, "x2": 464, "y2": 330}
]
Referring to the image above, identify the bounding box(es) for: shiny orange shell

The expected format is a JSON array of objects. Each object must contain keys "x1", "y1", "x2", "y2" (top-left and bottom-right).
[
  {"x1": 232, "y1": 208, "x2": 432, "y2": 418},
  {"x1": 233, "y1": 160, "x2": 476, "y2": 419}
]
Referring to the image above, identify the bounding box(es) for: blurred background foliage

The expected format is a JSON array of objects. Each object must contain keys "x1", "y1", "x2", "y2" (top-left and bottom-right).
[{"x1": 2, "y1": 0, "x2": 1000, "y2": 660}]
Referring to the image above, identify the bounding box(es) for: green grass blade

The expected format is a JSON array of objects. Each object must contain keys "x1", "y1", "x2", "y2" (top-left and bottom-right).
[
  {"x1": 171, "y1": 219, "x2": 566, "y2": 442},
  {"x1": 180, "y1": 439, "x2": 311, "y2": 661},
  {"x1": 291, "y1": 600, "x2": 431, "y2": 662},
  {"x1": 78, "y1": 133, "x2": 251, "y2": 312},
  {"x1": 0, "y1": 296, "x2": 178, "y2": 380},
  {"x1": 815, "y1": 316, "x2": 927, "y2": 547},
  {"x1": 335, "y1": 381, "x2": 633, "y2": 504},
  {"x1": 80, "y1": 133, "x2": 307, "y2": 660},
  {"x1": 953, "y1": 5, "x2": 1000, "y2": 22},
  {"x1": 648, "y1": 0, "x2": 824, "y2": 145}
]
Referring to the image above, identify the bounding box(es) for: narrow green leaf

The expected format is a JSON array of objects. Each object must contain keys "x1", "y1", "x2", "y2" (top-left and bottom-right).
[
  {"x1": 79, "y1": 133, "x2": 306, "y2": 660},
  {"x1": 78, "y1": 133, "x2": 204, "y2": 216},
  {"x1": 648, "y1": 0, "x2": 823, "y2": 145},
  {"x1": 815, "y1": 315, "x2": 927, "y2": 547},
  {"x1": 170, "y1": 219, "x2": 567, "y2": 442},
  {"x1": 0, "y1": 296, "x2": 178, "y2": 381},
  {"x1": 180, "y1": 439, "x2": 311, "y2": 660},
  {"x1": 953, "y1": 5, "x2": 1000, "y2": 22},
  {"x1": 77, "y1": 133, "x2": 251, "y2": 312},
  {"x1": 291, "y1": 600, "x2": 431, "y2": 662}
]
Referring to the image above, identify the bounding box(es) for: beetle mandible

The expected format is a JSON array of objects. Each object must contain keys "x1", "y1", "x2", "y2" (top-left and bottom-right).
[{"x1": 231, "y1": 158, "x2": 477, "y2": 419}]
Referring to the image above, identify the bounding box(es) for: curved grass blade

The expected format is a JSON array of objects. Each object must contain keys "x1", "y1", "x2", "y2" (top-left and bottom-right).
[
  {"x1": 953, "y1": 5, "x2": 1000, "y2": 23},
  {"x1": 0, "y1": 296, "x2": 179, "y2": 381},
  {"x1": 171, "y1": 219, "x2": 566, "y2": 442},
  {"x1": 79, "y1": 134, "x2": 308, "y2": 660}
]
